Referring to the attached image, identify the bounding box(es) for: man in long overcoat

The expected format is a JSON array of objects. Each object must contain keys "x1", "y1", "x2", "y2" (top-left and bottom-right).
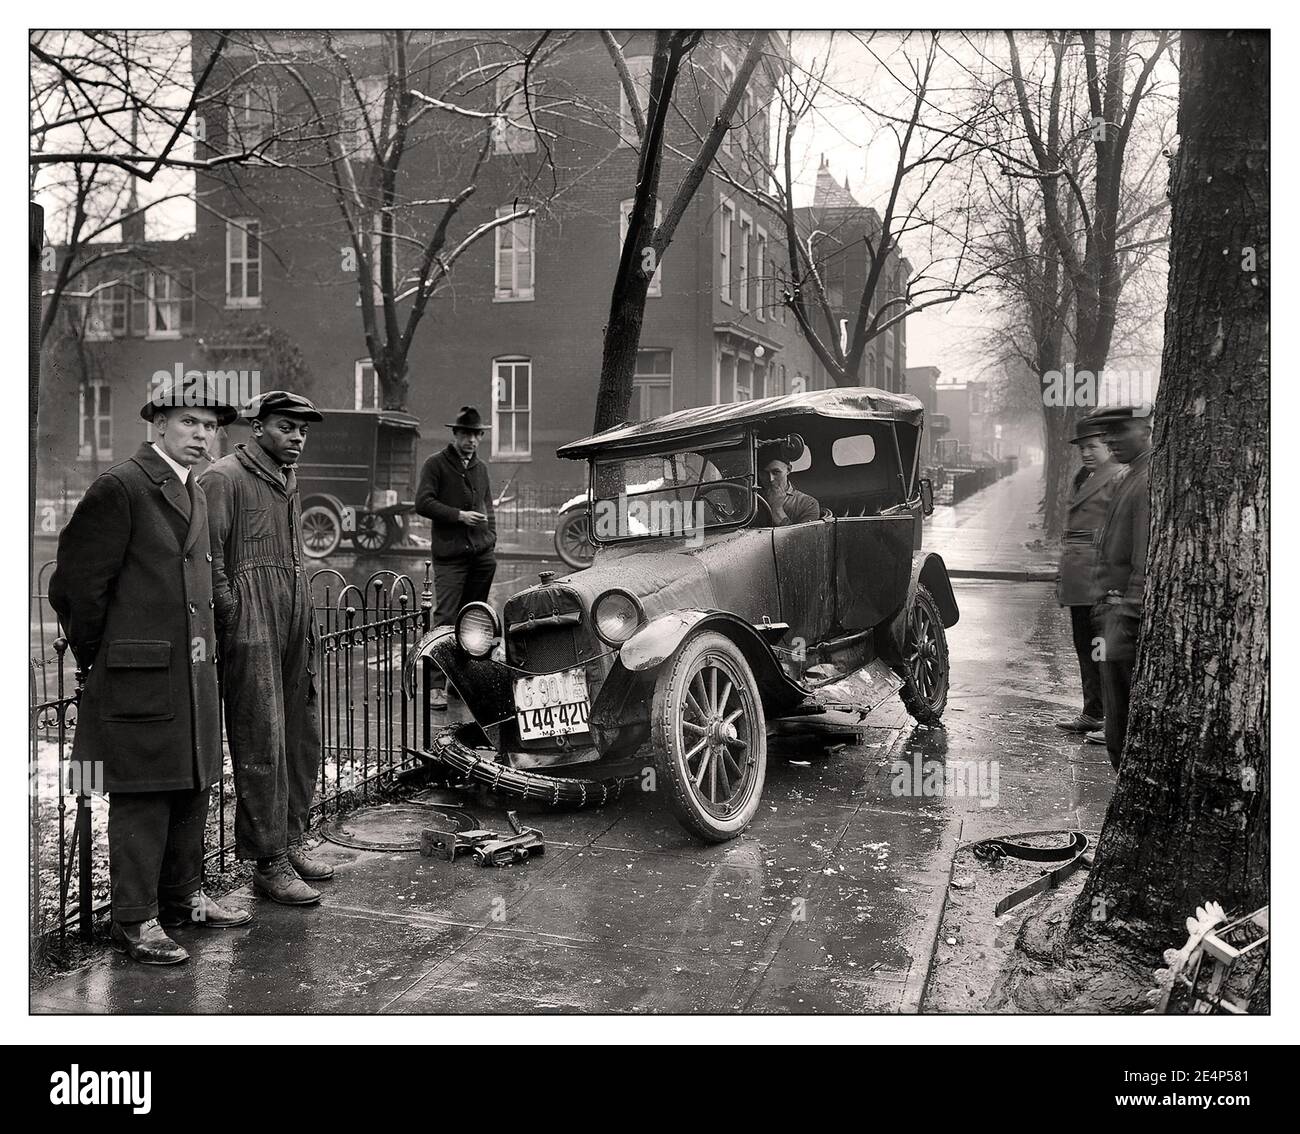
[
  {"x1": 200, "y1": 390, "x2": 328, "y2": 905},
  {"x1": 49, "y1": 377, "x2": 251, "y2": 964},
  {"x1": 1085, "y1": 405, "x2": 1154, "y2": 769},
  {"x1": 1055, "y1": 417, "x2": 1124, "y2": 733}
]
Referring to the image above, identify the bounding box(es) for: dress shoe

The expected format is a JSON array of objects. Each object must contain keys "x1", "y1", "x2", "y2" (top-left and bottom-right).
[
  {"x1": 111, "y1": 918, "x2": 189, "y2": 965},
  {"x1": 287, "y1": 843, "x2": 335, "y2": 880},
  {"x1": 159, "y1": 889, "x2": 253, "y2": 929},
  {"x1": 430, "y1": 688, "x2": 448, "y2": 711},
  {"x1": 1055, "y1": 714, "x2": 1103, "y2": 733},
  {"x1": 1085, "y1": 730, "x2": 1107, "y2": 745},
  {"x1": 253, "y1": 853, "x2": 321, "y2": 905}
]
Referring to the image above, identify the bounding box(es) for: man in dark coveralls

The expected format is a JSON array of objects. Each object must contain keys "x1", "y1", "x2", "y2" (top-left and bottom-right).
[
  {"x1": 1083, "y1": 405, "x2": 1154, "y2": 769},
  {"x1": 415, "y1": 406, "x2": 498, "y2": 710},
  {"x1": 49, "y1": 377, "x2": 252, "y2": 965},
  {"x1": 200, "y1": 390, "x2": 330, "y2": 905}
]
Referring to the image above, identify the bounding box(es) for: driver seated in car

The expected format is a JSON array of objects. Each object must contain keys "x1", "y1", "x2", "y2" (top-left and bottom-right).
[{"x1": 758, "y1": 443, "x2": 820, "y2": 526}]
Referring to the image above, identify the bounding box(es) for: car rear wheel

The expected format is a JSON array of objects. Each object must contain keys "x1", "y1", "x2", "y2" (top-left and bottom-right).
[
  {"x1": 352, "y1": 512, "x2": 396, "y2": 553},
  {"x1": 554, "y1": 507, "x2": 595, "y2": 570},
  {"x1": 896, "y1": 584, "x2": 949, "y2": 724},
  {"x1": 301, "y1": 504, "x2": 342, "y2": 558},
  {"x1": 651, "y1": 631, "x2": 767, "y2": 842}
]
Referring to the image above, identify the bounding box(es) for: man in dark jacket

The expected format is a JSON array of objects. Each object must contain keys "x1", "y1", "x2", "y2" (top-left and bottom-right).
[
  {"x1": 415, "y1": 406, "x2": 497, "y2": 709},
  {"x1": 49, "y1": 377, "x2": 251, "y2": 965},
  {"x1": 200, "y1": 391, "x2": 328, "y2": 905},
  {"x1": 1055, "y1": 417, "x2": 1123, "y2": 733},
  {"x1": 1085, "y1": 405, "x2": 1154, "y2": 769}
]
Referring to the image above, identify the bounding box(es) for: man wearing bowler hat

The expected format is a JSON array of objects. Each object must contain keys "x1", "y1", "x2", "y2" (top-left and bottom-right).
[
  {"x1": 415, "y1": 406, "x2": 498, "y2": 710},
  {"x1": 1054, "y1": 415, "x2": 1124, "y2": 734},
  {"x1": 1083, "y1": 404, "x2": 1154, "y2": 769},
  {"x1": 200, "y1": 390, "x2": 331, "y2": 905},
  {"x1": 49, "y1": 376, "x2": 252, "y2": 965}
]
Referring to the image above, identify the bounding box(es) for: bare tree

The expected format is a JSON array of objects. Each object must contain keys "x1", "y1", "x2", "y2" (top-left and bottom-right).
[
  {"x1": 208, "y1": 30, "x2": 568, "y2": 410},
  {"x1": 593, "y1": 31, "x2": 765, "y2": 432}
]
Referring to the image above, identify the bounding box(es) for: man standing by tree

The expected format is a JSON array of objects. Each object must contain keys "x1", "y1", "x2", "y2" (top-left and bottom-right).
[
  {"x1": 49, "y1": 378, "x2": 252, "y2": 964},
  {"x1": 415, "y1": 407, "x2": 498, "y2": 710},
  {"x1": 201, "y1": 390, "x2": 331, "y2": 905},
  {"x1": 1085, "y1": 406, "x2": 1154, "y2": 769}
]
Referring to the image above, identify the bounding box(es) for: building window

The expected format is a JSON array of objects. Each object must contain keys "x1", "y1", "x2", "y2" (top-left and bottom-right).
[
  {"x1": 494, "y1": 208, "x2": 535, "y2": 301},
  {"x1": 620, "y1": 198, "x2": 662, "y2": 296},
  {"x1": 719, "y1": 54, "x2": 736, "y2": 155},
  {"x1": 492, "y1": 357, "x2": 532, "y2": 459},
  {"x1": 618, "y1": 55, "x2": 653, "y2": 141},
  {"x1": 632, "y1": 349, "x2": 672, "y2": 421},
  {"x1": 226, "y1": 219, "x2": 261, "y2": 308},
  {"x1": 78, "y1": 379, "x2": 112, "y2": 461},
  {"x1": 228, "y1": 84, "x2": 276, "y2": 152},
  {"x1": 84, "y1": 281, "x2": 126, "y2": 340},
  {"x1": 494, "y1": 73, "x2": 536, "y2": 154},
  {"x1": 355, "y1": 358, "x2": 380, "y2": 409},
  {"x1": 718, "y1": 196, "x2": 734, "y2": 304},
  {"x1": 755, "y1": 229, "x2": 768, "y2": 320},
  {"x1": 341, "y1": 76, "x2": 387, "y2": 157},
  {"x1": 738, "y1": 212, "x2": 752, "y2": 311},
  {"x1": 131, "y1": 269, "x2": 194, "y2": 338}
]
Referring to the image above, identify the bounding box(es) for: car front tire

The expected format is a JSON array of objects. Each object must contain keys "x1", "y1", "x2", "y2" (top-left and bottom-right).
[{"x1": 651, "y1": 631, "x2": 767, "y2": 841}]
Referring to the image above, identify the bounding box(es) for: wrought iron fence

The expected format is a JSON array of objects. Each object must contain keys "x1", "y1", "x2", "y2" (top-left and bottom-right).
[{"x1": 29, "y1": 563, "x2": 435, "y2": 950}]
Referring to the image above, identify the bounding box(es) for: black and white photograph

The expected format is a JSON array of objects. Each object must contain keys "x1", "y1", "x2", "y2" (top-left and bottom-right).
[{"x1": 13, "y1": 1, "x2": 1286, "y2": 1073}]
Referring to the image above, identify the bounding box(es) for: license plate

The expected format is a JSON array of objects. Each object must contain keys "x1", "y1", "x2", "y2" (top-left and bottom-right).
[{"x1": 514, "y1": 668, "x2": 591, "y2": 740}]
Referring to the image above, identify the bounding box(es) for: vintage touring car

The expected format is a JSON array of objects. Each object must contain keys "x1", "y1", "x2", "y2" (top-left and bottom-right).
[{"x1": 406, "y1": 387, "x2": 959, "y2": 841}]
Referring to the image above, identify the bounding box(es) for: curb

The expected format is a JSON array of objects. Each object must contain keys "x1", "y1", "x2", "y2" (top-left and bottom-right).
[
  {"x1": 946, "y1": 567, "x2": 1057, "y2": 583},
  {"x1": 903, "y1": 816, "x2": 964, "y2": 1015}
]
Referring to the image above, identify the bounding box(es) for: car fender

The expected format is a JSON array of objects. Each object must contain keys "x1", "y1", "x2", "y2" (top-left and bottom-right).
[
  {"x1": 884, "y1": 552, "x2": 959, "y2": 660},
  {"x1": 301, "y1": 492, "x2": 348, "y2": 521},
  {"x1": 619, "y1": 609, "x2": 803, "y2": 710}
]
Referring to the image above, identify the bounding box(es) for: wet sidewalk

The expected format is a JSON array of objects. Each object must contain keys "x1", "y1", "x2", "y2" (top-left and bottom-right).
[
  {"x1": 924, "y1": 463, "x2": 1058, "y2": 580},
  {"x1": 32, "y1": 579, "x2": 1114, "y2": 1015}
]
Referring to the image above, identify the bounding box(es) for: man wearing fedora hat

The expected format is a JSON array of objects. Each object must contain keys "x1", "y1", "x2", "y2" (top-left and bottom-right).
[
  {"x1": 1084, "y1": 404, "x2": 1154, "y2": 769},
  {"x1": 1054, "y1": 415, "x2": 1124, "y2": 734},
  {"x1": 199, "y1": 390, "x2": 332, "y2": 905},
  {"x1": 415, "y1": 406, "x2": 498, "y2": 709},
  {"x1": 48, "y1": 377, "x2": 253, "y2": 964}
]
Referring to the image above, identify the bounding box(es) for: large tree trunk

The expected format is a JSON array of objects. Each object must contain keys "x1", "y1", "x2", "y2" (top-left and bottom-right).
[{"x1": 1073, "y1": 29, "x2": 1269, "y2": 942}]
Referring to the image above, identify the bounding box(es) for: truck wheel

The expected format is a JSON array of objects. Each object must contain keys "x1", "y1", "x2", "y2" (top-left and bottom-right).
[
  {"x1": 301, "y1": 504, "x2": 342, "y2": 558},
  {"x1": 554, "y1": 507, "x2": 595, "y2": 570},
  {"x1": 352, "y1": 512, "x2": 394, "y2": 553},
  {"x1": 896, "y1": 584, "x2": 949, "y2": 724},
  {"x1": 651, "y1": 631, "x2": 767, "y2": 842}
]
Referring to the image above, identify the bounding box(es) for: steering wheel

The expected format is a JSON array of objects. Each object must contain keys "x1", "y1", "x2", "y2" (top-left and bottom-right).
[
  {"x1": 696, "y1": 482, "x2": 741, "y2": 521},
  {"x1": 751, "y1": 492, "x2": 776, "y2": 527}
]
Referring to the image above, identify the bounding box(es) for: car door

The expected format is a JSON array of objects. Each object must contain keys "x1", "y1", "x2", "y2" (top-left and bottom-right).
[{"x1": 771, "y1": 518, "x2": 836, "y2": 650}]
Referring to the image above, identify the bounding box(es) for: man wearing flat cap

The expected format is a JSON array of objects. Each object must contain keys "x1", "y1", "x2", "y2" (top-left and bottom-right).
[
  {"x1": 199, "y1": 390, "x2": 331, "y2": 905},
  {"x1": 415, "y1": 406, "x2": 498, "y2": 709},
  {"x1": 49, "y1": 377, "x2": 252, "y2": 965},
  {"x1": 1084, "y1": 404, "x2": 1154, "y2": 769},
  {"x1": 758, "y1": 438, "x2": 820, "y2": 526},
  {"x1": 1054, "y1": 415, "x2": 1123, "y2": 734}
]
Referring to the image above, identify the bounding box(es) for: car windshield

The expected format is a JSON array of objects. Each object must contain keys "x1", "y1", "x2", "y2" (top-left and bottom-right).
[{"x1": 590, "y1": 442, "x2": 755, "y2": 543}]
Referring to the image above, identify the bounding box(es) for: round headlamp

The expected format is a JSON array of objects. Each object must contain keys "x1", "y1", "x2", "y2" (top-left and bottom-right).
[
  {"x1": 592, "y1": 589, "x2": 645, "y2": 645},
  {"x1": 455, "y1": 602, "x2": 499, "y2": 657}
]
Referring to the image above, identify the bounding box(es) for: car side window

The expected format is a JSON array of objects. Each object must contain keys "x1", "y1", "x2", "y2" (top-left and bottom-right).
[{"x1": 831, "y1": 434, "x2": 877, "y2": 466}]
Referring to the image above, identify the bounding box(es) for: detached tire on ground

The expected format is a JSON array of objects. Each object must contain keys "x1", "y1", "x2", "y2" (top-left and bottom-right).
[
  {"x1": 651, "y1": 631, "x2": 767, "y2": 842},
  {"x1": 895, "y1": 584, "x2": 950, "y2": 725}
]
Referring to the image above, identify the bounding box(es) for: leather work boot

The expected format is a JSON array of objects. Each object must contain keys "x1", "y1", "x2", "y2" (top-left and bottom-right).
[
  {"x1": 287, "y1": 843, "x2": 335, "y2": 880},
  {"x1": 159, "y1": 889, "x2": 253, "y2": 929},
  {"x1": 1084, "y1": 730, "x2": 1107, "y2": 745},
  {"x1": 111, "y1": 918, "x2": 189, "y2": 965},
  {"x1": 253, "y1": 853, "x2": 321, "y2": 906},
  {"x1": 1055, "y1": 714, "x2": 1103, "y2": 733}
]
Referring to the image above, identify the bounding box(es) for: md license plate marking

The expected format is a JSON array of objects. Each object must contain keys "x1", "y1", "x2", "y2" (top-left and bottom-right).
[{"x1": 515, "y1": 668, "x2": 591, "y2": 739}]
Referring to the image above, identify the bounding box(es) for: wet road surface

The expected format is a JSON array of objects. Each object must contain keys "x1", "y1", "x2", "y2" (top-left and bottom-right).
[{"x1": 33, "y1": 571, "x2": 1116, "y2": 1014}]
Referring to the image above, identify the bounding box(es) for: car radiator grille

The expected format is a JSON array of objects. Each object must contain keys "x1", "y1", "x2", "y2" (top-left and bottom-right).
[{"x1": 504, "y1": 586, "x2": 601, "y2": 674}]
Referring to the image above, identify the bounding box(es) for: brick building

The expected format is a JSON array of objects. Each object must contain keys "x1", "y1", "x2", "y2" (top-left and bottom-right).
[{"x1": 38, "y1": 31, "x2": 909, "y2": 498}]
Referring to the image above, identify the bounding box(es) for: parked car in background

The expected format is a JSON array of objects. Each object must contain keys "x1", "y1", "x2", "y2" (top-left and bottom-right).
[{"x1": 407, "y1": 388, "x2": 958, "y2": 841}]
